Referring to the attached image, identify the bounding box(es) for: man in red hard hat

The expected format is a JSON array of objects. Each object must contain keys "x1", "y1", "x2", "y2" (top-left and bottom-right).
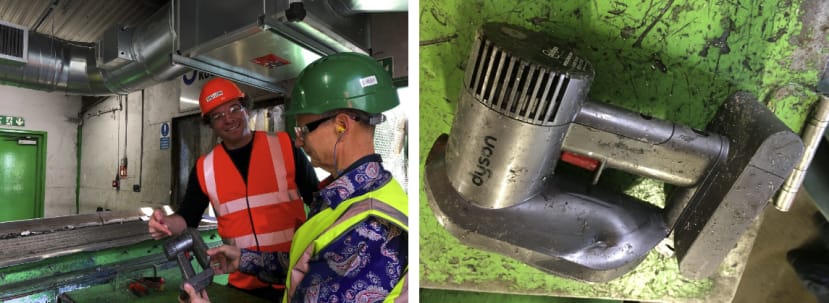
[{"x1": 147, "y1": 77, "x2": 318, "y2": 301}]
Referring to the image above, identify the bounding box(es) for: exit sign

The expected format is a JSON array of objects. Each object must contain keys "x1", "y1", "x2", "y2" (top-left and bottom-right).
[{"x1": 1, "y1": 115, "x2": 25, "y2": 127}]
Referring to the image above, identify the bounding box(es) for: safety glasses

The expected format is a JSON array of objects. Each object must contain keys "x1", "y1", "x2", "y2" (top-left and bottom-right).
[
  {"x1": 293, "y1": 115, "x2": 335, "y2": 139},
  {"x1": 208, "y1": 103, "x2": 245, "y2": 123}
]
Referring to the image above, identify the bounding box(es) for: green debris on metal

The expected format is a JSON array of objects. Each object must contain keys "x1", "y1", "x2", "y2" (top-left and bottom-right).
[{"x1": 420, "y1": 0, "x2": 824, "y2": 301}]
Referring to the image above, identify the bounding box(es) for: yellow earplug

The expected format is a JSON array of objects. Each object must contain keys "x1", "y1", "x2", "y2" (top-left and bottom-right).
[{"x1": 336, "y1": 125, "x2": 345, "y2": 133}]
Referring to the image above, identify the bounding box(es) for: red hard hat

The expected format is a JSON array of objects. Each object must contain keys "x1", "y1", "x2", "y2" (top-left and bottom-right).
[{"x1": 198, "y1": 78, "x2": 245, "y2": 116}]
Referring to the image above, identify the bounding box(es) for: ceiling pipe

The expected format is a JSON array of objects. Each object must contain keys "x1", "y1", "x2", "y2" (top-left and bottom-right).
[
  {"x1": 31, "y1": 0, "x2": 60, "y2": 32},
  {"x1": 0, "y1": 2, "x2": 187, "y2": 96}
]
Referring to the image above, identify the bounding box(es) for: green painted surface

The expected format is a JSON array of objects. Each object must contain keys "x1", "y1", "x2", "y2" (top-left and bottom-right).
[
  {"x1": 60, "y1": 266, "x2": 264, "y2": 303},
  {"x1": 421, "y1": 289, "x2": 620, "y2": 303},
  {"x1": 0, "y1": 228, "x2": 224, "y2": 302},
  {"x1": 420, "y1": 0, "x2": 825, "y2": 301},
  {"x1": 0, "y1": 129, "x2": 45, "y2": 221}
]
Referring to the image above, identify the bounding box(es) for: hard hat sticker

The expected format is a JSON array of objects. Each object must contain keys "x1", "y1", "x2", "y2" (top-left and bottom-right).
[
  {"x1": 359, "y1": 76, "x2": 378, "y2": 88},
  {"x1": 205, "y1": 91, "x2": 223, "y2": 102}
]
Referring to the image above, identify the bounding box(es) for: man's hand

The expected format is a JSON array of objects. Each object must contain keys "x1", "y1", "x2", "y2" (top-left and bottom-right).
[
  {"x1": 179, "y1": 283, "x2": 210, "y2": 303},
  {"x1": 148, "y1": 208, "x2": 173, "y2": 239},
  {"x1": 207, "y1": 245, "x2": 242, "y2": 275}
]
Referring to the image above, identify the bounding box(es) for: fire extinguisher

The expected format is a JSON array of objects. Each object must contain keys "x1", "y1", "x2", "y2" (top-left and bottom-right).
[{"x1": 119, "y1": 157, "x2": 128, "y2": 178}]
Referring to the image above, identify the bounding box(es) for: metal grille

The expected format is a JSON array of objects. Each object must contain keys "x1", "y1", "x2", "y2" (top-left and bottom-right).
[
  {"x1": 0, "y1": 22, "x2": 25, "y2": 62},
  {"x1": 467, "y1": 36, "x2": 570, "y2": 126}
]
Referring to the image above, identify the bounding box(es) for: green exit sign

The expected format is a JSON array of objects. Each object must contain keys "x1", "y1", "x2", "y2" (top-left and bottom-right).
[{"x1": 1, "y1": 115, "x2": 25, "y2": 127}]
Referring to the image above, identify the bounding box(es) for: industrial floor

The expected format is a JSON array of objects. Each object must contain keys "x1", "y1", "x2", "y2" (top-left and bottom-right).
[{"x1": 731, "y1": 190, "x2": 825, "y2": 303}]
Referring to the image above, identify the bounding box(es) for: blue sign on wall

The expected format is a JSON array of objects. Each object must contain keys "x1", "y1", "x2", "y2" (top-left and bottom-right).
[
  {"x1": 161, "y1": 122, "x2": 170, "y2": 137},
  {"x1": 160, "y1": 122, "x2": 170, "y2": 150}
]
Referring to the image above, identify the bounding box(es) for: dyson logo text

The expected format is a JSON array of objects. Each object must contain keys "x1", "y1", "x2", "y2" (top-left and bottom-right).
[{"x1": 471, "y1": 136, "x2": 497, "y2": 186}]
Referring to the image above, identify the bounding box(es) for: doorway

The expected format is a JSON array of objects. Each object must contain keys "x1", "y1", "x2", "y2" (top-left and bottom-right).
[{"x1": 0, "y1": 129, "x2": 46, "y2": 221}]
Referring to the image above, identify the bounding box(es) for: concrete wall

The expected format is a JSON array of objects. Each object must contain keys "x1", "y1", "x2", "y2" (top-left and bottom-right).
[
  {"x1": 78, "y1": 79, "x2": 195, "y2": 213},
  {"x1": 0, "y1": 85, "x2": 82, "y2": 217}
]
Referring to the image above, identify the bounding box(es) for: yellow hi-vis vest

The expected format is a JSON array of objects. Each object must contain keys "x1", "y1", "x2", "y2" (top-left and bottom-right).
[{"x1": 283, "y1": 179, "x2": 408, "y2": 303}]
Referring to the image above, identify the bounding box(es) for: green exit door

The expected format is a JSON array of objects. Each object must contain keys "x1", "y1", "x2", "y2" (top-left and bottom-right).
[{"x1": 0, "y1": 129, "x2": 45, "y2": 222}]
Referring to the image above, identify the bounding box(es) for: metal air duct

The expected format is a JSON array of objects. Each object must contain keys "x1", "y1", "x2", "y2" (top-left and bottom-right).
[
  {"x1": 0, "y1": 2, "x2": 185, "y2": 95},
  {"x1": 172, "y1": 0, "x2": 375, "y2": 93},
  {"x1": 0, "y1": 0, "x2": 405, "y2": 96}
]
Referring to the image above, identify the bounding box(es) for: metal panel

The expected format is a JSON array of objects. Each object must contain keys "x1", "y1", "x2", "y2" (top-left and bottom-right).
[
  {"x1": 96, "y1": 25, "x2": 134, "y2": 70},
  {"x1": 0, "y1": 20, "x2": 27, "y2": 65},
  {"x1": 174, "y1": 0, "x2": 372, "y2": 93}
]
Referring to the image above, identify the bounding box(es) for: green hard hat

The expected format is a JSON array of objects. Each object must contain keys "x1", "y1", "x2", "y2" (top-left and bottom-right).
[{"x1": 285, "y1": 52, "x2": 400, "y2": 116}]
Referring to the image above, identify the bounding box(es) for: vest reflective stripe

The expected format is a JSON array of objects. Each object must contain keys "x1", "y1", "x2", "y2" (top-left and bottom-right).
[
  {"x1": 385, "y1": 274, "x2": 407, "y2": 303},
  {"x1": 203, "y1": 152, "x2": 218, "y2": 205},
  {"x1": 284, "y1": 180, "x2": 408, "y2": 303},
  {"x1": 213, "y1": 191, "x2": 301, "y2": 216},
  {"x1": 266, "y1": 134, "x2": 296, "y2": 201},
  {"x1": 232, "y1": 228, "x2": 295, "y2": 249}
]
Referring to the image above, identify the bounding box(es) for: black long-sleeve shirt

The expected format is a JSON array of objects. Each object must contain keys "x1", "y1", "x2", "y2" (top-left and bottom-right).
[{"x1": 176, "y1": 136, "x2": 318, "y2": 228}]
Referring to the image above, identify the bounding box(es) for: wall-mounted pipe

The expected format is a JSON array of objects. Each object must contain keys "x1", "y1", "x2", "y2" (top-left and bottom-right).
[
  {"x1": 0, "y1": 2, "x2": 187, "y2": 95},
  {"x1": 75, "y1": 122, "x2": 82, "y2": 214},
  {"x1": 136, "y1": 89, "x2": 144, "y2": 192}
]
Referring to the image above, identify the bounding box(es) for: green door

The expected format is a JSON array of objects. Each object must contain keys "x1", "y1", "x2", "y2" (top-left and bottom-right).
[{"x1": 0, "y1": 130, "x2": 45, "y2": 221}]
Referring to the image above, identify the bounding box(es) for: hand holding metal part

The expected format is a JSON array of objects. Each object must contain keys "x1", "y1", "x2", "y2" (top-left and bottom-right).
[
  {"x1": 424, "y1": 22, "x2": 804, "y2": 282},
  {"x1": 164, "y1": 228, "x2": 214, "y2": 301}
]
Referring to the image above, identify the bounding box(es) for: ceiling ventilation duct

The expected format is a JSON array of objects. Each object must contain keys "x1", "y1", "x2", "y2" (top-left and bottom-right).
[
  {"x1": 172, "y1": 0, "x2": 378, "y2": 94},
  {"x1": 0, "y1": 0, "x2": 403, "y2": 96},
  {"x1": 0, "y1": 3, "x2": 186, "y2": 95}
]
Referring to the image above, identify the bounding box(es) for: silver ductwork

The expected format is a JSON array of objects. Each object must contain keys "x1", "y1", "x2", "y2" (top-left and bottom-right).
[
  {"x1": 0, "y1": 0, "x2": 404, "y2": 96},
  {"x1": 172, "y1": 0, "x2": 375, "y2": 93},
  {"x1": 0, "y1": 3, "x2": 186, "y2": 95}
]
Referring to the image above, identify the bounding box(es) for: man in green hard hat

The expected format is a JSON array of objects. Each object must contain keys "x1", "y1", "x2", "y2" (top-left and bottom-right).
[{"x1": 183, "y1": 52, "x2": 408, "y2": 303}]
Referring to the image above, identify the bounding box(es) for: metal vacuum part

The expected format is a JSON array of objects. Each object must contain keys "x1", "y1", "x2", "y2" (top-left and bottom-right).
[
  {"x1": 425, "y1": 22, "x2": 804, "y2": 282},
  {"x1": 565, "y1": 101, "x2": 729, "y2": 188},
  {"x1": 445, "y1": 22, "x2": 593, "y2": 209},
  {"x1": 427, "y1": 136, "x2": 668, "y2": 282},
  {"x1": 164, "y1": 228, "x2": 214, "y2": 298},
  {"x1": 429, "y1": 22, "x2": 668, "y2": 282}
]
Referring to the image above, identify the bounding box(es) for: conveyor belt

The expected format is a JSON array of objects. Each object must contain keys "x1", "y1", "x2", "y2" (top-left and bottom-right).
[
  {"x1": 0, "y1": 211, "x2": 151, "y2": 268},
  {"x1": 0, "y1": 213, "x2": 221, "y2": 302}
]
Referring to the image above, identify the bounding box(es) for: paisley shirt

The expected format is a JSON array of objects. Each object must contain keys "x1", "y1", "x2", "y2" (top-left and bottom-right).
[{"x1": 238, "y1": 155, "x2": 407, "y2": 303}]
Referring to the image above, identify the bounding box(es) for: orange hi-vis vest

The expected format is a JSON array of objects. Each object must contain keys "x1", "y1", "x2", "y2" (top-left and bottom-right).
[{"x1": 197, "y1": 131, "x2": 306, "y2": 290}]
